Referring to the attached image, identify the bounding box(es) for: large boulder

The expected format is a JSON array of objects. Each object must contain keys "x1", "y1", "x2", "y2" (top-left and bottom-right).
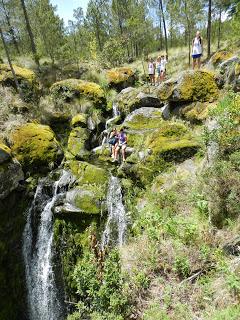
[
  {"x1": 158, "y1": 70, "x2": 218, "y2": 103},
  {"x1": 215, "y1": 56, "x2": 240, "y2": 92},
  {"x1": 209, "y1": 50, "x2": 234, "y2": 67},
  {"x1": 55, "y1": 161, "x2": 109, "y2": 215},
  {"x1": 115, "y1": 86, "x2": 162, "y2": 116},
  {"x1": 0, "y1": 142, "x2": 24, "y2": 199},
  {"x1": 119, "y1": 121, "x2": 199, "y2": 186},
  {"x1": 0, "y1": 64, "x2": 39, "y2": 102},
  {"x1": 106, "y1": 67, "x2": 137, "y2": 91},
  {"x1": 11, "y1": 123, "x2": 63, "y2": 173},
  {"x1": 50, "y1": 79, "x2": 106, "y2": 106},
  {"x1": 123, "y1": 107, "x2": 163, "y2": 130},
  {"x1": 66, "y1": 127, "x2": 90, "y2": 160}
]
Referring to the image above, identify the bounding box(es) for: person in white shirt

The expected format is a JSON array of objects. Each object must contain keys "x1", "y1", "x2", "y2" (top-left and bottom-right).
[
  {"x1": 160, "y1": 55, "x2": 168, "y2": 81},
  {"x1": 156, "y1": 56, "x2": 161, "y2": 85},
  {"x1": 148, "y1": 58, "x2": 155, "y2": 85},
  {"x1": 192, "y1": 31, "x2": 203, "y2": 69}
]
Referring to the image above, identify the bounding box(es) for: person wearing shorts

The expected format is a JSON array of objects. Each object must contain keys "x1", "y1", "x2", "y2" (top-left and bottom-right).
[
  {"x1": 160, "y1": 55, "x2": 168, "y2": 81},
  {"x1": 148, "y1": 58, "x2": 155, "y2": 85},
  {"x1": 114, "y1": 128, "x2": 127, "y2": 162},
  {"x1": 156, "y1": 56, "x2": 161, "y2": 85},
  {"x1": 192, "y1": 31, "x2": 203, "y2": 69}
]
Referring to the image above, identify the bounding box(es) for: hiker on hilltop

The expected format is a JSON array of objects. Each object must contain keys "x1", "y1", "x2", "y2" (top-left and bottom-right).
[{"x1": 192, "y1": 31, "x2": 203, "y2": 69}]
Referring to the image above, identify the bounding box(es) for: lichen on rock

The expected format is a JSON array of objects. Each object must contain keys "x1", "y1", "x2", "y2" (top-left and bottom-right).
[
  {"x1": 0, "y1": 63, "x2": 39, "y2": 101},
  {"x1": 66, "y1": 127, "x2": 90, "y2": 160},
  {"x1": 50, "y1": 78, "x2": 106, "y2": 106},
  {"x1": 158, "y1": 70, "x2": 218, "y2": 103},
  {"x1": 11, "y1": 123, "x2": 63, "y2": 172},
  {"x1": 106, "y1": 67, "x2": 136, "y2": 90}
]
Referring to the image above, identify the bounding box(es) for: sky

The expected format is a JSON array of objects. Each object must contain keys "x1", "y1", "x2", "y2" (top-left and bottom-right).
[{"x1": 50, "y1": 0, "x2": 89, "y2": 24}]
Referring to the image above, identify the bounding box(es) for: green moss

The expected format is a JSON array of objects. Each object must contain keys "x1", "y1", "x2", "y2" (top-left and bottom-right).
[
  {"x1": 235, "y1": 63, "x2": 240, "y2": 76},
  {"x1": 68, "y1": 160, "x2": 108, "y2": 185},
  {"x1": 107, "y1": 67, "x2": 134, "y2": 85},
  {"x1": 71, "y1": 113, "x2": 87, "y2": 127},
  {"x1": 66, "y1": 127, "x2": 90, "y2": 160},
  {"x1": 210, "y1": 50, "x2": 233, "y2": 66},
  {"x1": 124, "y1": 112, "x2": 163, "y2": 130},
  {"x1": 11, "y1": 123, "x2": 63, "y2": 172},
  {"x1": 0, "y1": 63, "x2": 38, "y2": 101},
  {"x1": 0, "y1": 142, "x2": 11, "y2": 164},
  {"x1": 50, "y1": 79, "x2": 105, "y2": 106},
  {"x1": 158, "y1": 70, "x2": 218, "y2": 103},
  {"x1": 74, "y1": 187, "x2": 103, "y2": 214},
  {"x1": 180, "y1": 102, "x2": 209, "y2": 123}
]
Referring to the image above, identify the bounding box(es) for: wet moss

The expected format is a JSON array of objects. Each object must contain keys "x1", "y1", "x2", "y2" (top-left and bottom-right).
[
  {"x1": 66, "y1": 127, "x2": 90, "y2": 160},
  {"x1": 71, "y1": 114, "x2": 87, "y2": 128}
]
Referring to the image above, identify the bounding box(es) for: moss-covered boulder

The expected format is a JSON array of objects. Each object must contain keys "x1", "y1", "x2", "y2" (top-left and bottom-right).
[
  {"x1": 216, "y1": 56, "x2": 240, "y2": 92},
  {"x1": 120, "y1": 121, "x2": 200, "y2": 186},
  {"x1": 116, "y1": 86, "x2": 162, "y2": 116},
  {"x1": 0, "y1": 63, "x2": 39, "y2": 101},
  {"x1": 66, "y1": 127, "x2": 90, "y2": 160},
  {"x1": 71, "y1": 113, "x2": 87, "y2": 128},
  {"x1": 158, "y1": 70, "x2": 218, "y2": 103},
  {"x1": 123, "y1": 107, "x2": 163, "y2": 130},
  {"x1": 11, "y1": 123, "x2": 63, "y2": 172},
  {"x1": 57, "y1": 161, "x2": 109, "y2": 215},
  {"x1": 209, "y1": 50, "x2": 234, "y2": 67},
  {"x1": 106, "y1": 67, "x2": 137, "y2": 91},
  {"x1": 172, "y1": 101, "x2": 213, "y2": 123},
  {"x1": 50, "y1": 79, "x2": 106, "y2": 106},
  {"x1": 0, "y1": 143, "x2": 24, "y2": 199}
]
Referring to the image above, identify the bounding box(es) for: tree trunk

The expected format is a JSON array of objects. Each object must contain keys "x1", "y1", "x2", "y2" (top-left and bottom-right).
[
  {"x1": 1, "y1": 0, "x2": 20, "y2": 54},
  {"x1": 207, "y1": 0, "x2": 212, "y2": 58},
  {"x1": 184, "y1": 0, "x2": 191, "y2": 66},
  {"x1": 159, "y1": 0, "x2": 168, "y2": 56},
  {"x1": 20, "y1": 0, "x2": 40, "y2": 70},
  {"x1": 0, "y1": 27, "x2": 24, "y2": 100},
  {"x1": 159, "y1": 11, "x2": 163, "y2": 50},
  {"x1": 217, "y1": 5, "x2": 222, "y2": 49}
]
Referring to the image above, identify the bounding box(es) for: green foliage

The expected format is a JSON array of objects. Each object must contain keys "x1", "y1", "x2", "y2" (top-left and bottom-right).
[
  {"x1": 173, "y1": 255, "x2": 191, "y2": 278},
  {"x1": 70, "y1": 249, "x2": 130, "y2": 319}
]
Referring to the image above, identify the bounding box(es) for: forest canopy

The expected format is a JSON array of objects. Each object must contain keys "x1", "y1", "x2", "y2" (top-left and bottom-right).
[{"x1": 0, "y1": 0, "x2": 239, "y2": 69}]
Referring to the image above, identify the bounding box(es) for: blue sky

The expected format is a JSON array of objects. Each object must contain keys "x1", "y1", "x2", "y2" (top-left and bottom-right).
[{"x1": 50, "y1": 0, "x2": 89, "y2": 24}]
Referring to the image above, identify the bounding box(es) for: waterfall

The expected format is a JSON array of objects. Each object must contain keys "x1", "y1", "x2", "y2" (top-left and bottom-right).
[
  {"x1": 23, "y1": 170, "x2": 72, "y2": 320},
  {"x1": 102, "y1": 176, "x2": 127, "y2": 248}
]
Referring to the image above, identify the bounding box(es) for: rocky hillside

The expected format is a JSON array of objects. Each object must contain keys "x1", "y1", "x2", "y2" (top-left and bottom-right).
[{"x1": 0, "y1": 50, "x2": 240, "y2": 320}]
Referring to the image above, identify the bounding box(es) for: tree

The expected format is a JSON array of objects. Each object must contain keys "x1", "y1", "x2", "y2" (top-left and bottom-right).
[
  {"x1": 0, "y1": 26, "x2": 23, "y2": 100},
  {"x1": 0, "y1": 0, "x2": 20, "y2": 53},
  {"x1": 19, "y1": 0, "x2": 40, "y2": 69},
  {"x1": 207, "y1": 0, "x2": 212, "y2": 58},
  {"x1": 159, "y1": 0, "x2": 168, "y2": 56}
]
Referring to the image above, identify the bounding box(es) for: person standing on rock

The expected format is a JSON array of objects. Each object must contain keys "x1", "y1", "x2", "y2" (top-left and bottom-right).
[
  {"x1": 156, "y1": 56, "x2": 161, "y2": 85},
  {"x1": 108, "y1": 128, "x2": 118, "y2": 159},
  {"x1": 114, "y1": 128, "x2": 127, "y2": 162},
  {"x1": 148, "y1": 58, "x2": 155, "y2": 85},
  {"x1": 192, "y1": 31, "x2": 203, "y2": 70},
  {"x1": 160, "y1": 54, "x2": 168, "y2": 81}
]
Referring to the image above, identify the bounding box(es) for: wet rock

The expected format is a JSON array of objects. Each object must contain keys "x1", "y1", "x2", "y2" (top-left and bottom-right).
[
  {"x1": 123, "y1": 107, "x2": 163, "y2": 130},
  {"x1": 66, "y1": 127, "x2": 90, "y2": 160},
  {"x1": 71, "y1": 113, "x2": 87, "y2": 128},
  {"x1": 0, "y1": 143, "x2": 24, "y2": 199}
]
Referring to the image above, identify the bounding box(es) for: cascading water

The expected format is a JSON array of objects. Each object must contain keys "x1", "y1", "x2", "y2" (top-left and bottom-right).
[
  {"x1": 23, "y1": 170, "x2": 72, "y2": 320},
  {"x1": 102, "y1": 176, "x2": 127, "y2": 248}
]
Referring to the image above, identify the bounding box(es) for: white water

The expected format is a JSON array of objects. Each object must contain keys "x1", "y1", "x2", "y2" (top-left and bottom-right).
[
  {"x1": 23, "y1": 170, "x2": 72, "y2": 320},
  {"x1": 102, "y1": 176, "x2": 127, "y2": 248}
]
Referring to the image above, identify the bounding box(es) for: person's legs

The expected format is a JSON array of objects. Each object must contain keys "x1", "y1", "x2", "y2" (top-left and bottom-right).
[
  {"x1": 197, "y1": 57, "x2": 201, "y2": 69},
  {"x1": 114, "y1": 145, "x2": 119, "y2": 161},
  {"x1": 192, "y1": 58, "x2": 196, "y2": 70},
  {"x1": 122, "y1": 144, "x2": 127, "y2": 161}
]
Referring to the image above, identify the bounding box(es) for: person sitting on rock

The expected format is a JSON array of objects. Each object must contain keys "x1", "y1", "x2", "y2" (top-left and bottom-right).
[
  {"x1": 114, "y1": 128, "x2": 127, "y2": 162},
  {"x1": 108, "y1": 128, "x2": 118, "y2": 159},
  {"x1": 148, "y1": 58, "x2": 155, "y2": 85}
]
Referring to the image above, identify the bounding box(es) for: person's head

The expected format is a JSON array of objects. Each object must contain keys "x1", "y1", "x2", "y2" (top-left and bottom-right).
[
  {"x1": 161, "y1": 54, "x2": 164, "y2": 59},
  {"x1": 112, "y1": 127, "x2": 117, "y2": 133},
  {"x1": 150, "y1": 58, "x2": 154, "y2": 63},
  {"x1": 157, "y1": 56, "x2": 161, "y2": 62},
  {"x1": 196, "y1": 31, "x2": 201, "y2": 38}
]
